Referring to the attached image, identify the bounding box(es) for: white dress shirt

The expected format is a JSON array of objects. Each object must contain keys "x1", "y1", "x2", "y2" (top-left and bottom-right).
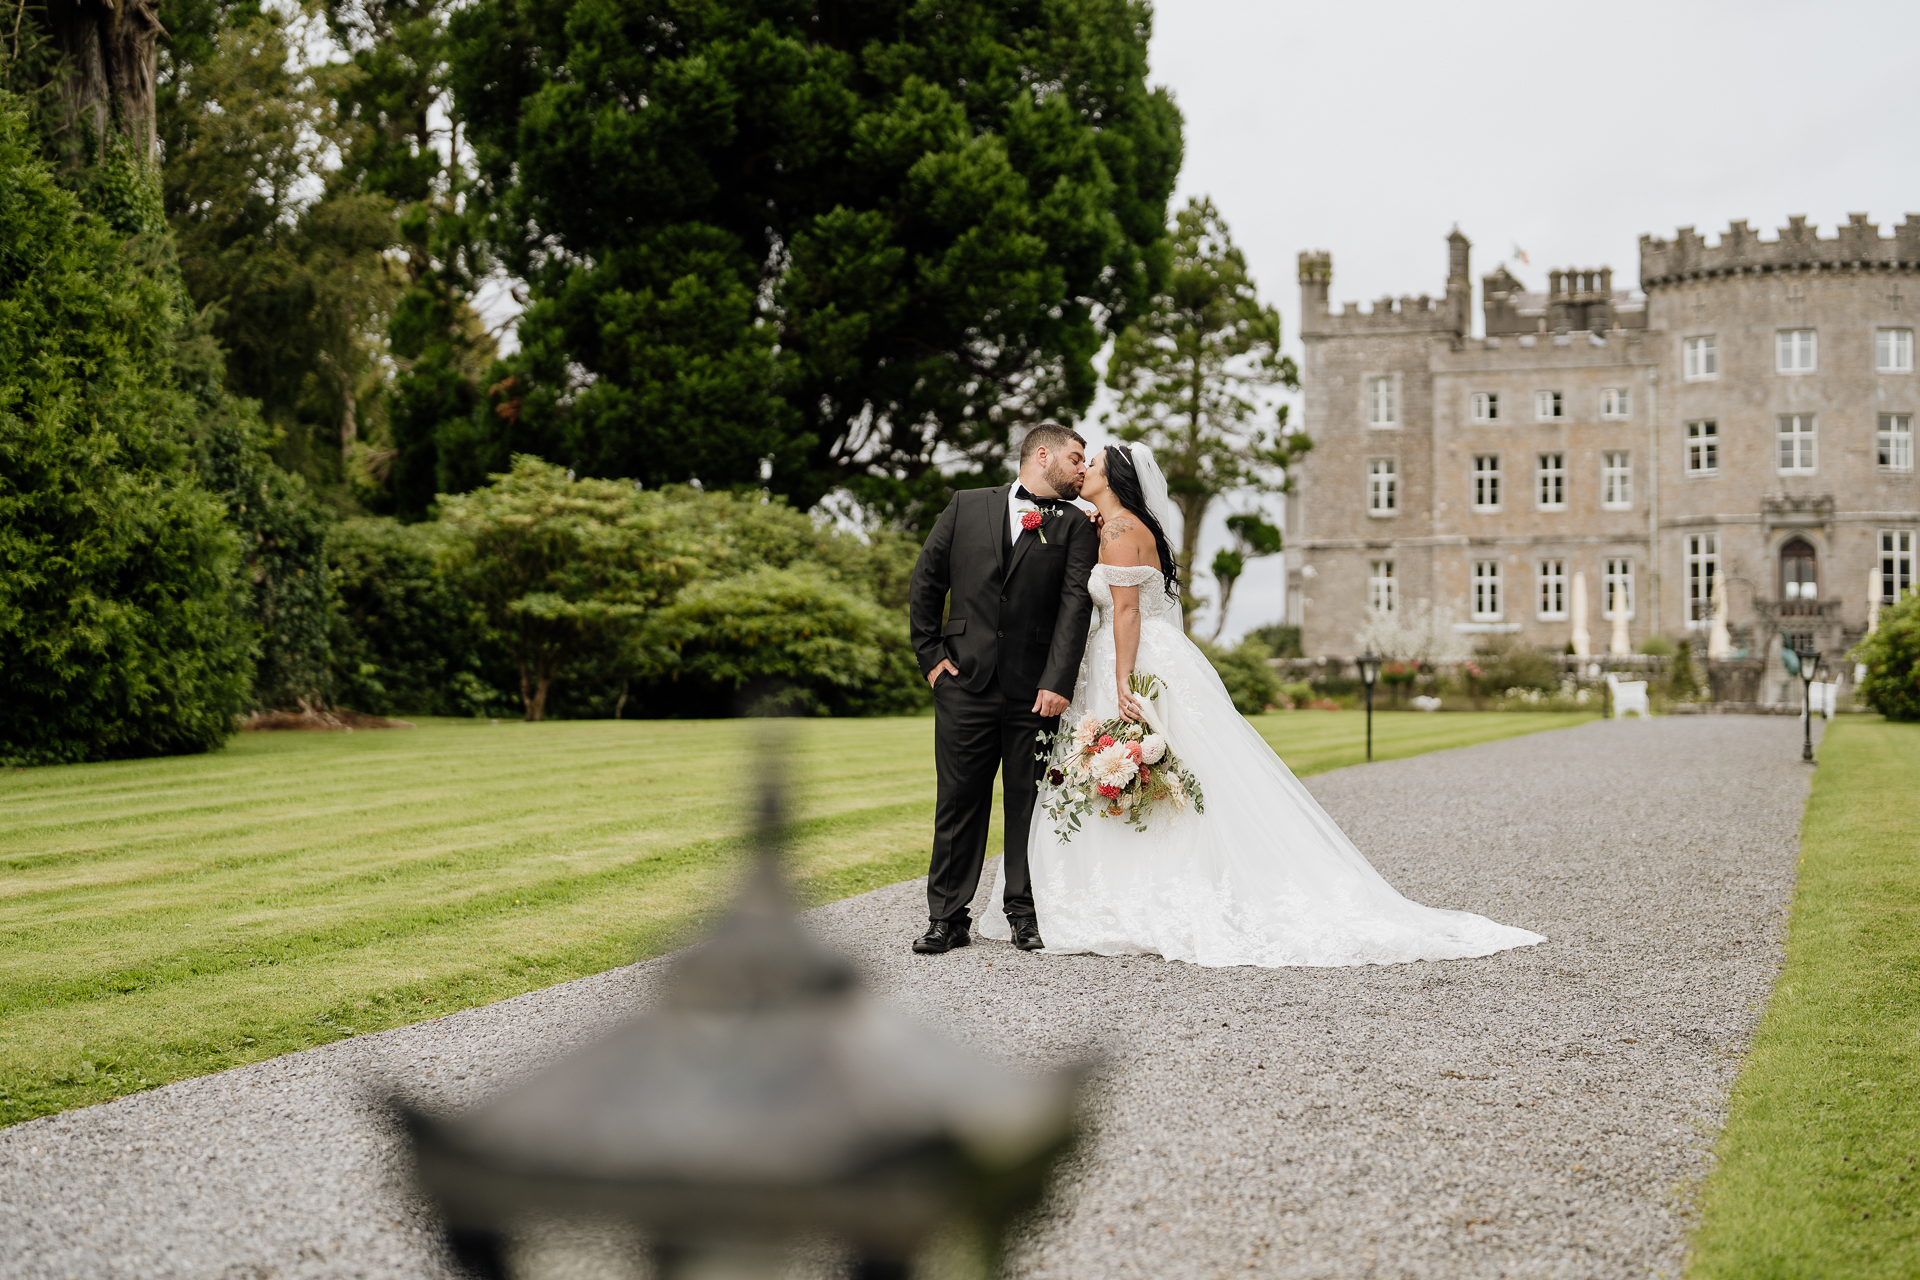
[{"x1": 1007, "y1": 482, "x2": 1041, "y2": 545}]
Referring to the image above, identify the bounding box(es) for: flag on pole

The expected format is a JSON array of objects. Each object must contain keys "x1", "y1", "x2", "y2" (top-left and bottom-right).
[{"x1": 1512, "y1": 244, "x2": 1530, "y2": 265}]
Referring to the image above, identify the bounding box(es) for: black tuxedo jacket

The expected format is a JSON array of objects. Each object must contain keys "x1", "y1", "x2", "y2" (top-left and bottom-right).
[{"x1": 909, "y1": 485, "x2": 1099, "y2": 702}]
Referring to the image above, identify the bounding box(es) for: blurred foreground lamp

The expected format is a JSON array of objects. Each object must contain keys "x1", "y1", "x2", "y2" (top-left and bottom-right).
[
  {"x1": 1357, "y1": 652, "x2": 1383, "y2": 762},
  {"x1": 398, "y1": 797, "x2": 1082, "y2": 1280}
]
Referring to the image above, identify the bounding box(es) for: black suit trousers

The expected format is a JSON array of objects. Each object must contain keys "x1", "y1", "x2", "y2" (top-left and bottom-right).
[{"x1": 927, "y1": 676, "x2": 1053, "y2": 924}]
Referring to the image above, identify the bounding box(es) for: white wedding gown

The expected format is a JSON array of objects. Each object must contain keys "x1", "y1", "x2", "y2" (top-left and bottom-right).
[{"x1": 980, "y1": 563, "x2": 1545, "y2": 967}]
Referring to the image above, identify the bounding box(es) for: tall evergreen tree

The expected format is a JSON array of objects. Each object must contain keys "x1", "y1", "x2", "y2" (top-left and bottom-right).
[
  {"x1": 1105, "y1": 196, "x2": 1307, "y2": 633},
  {"x1": 444, "y1": 0, "x2": 1181, "y2": 523},
  {"x1": 0, "y1": 98, "x2": 254, "y2": 764}
]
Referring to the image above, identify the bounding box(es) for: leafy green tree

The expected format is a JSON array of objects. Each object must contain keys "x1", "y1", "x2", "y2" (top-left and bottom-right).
[
  {"x1": 1851, "y1": 592, "x2": 1920, "y2": 720},
  {"x1": 163, "y1": 13, "x2": 400, "y2": 486},
  {"x1": 1106, "y1": 197, "x2": 1308, "y2": 632},
  {"x1": 447, "y1": 0, "x2": 1181, "y2": 520},
  {"x1": 0, "y1": 99, "x2": 253, "y2": 764},
  {"x1": 437, "y1": 458, "x2": 712, "y2": 719},
  {"x1": 1195, "y1": 637, "x2": 1281, "y2": 716},
  {"x1": 1208, "y1": 510, "x2": 1282, "y2": 641},
  {"x1": 321, "y1": 0, "x2": 499, "y2": 517}
]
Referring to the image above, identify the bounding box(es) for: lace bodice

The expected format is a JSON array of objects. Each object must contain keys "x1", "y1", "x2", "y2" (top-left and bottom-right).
[{"x1": 1090, "y1": 563, "x2": 1179, "y2": 623}]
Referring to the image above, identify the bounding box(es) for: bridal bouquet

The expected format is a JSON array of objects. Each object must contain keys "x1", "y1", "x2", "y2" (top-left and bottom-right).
[{"x1": 1038, "y1": 673, "x2": 1205, "y2": 838}]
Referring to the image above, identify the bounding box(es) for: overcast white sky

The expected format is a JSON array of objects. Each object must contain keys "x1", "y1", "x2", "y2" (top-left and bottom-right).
[{"x1": 1143, "y1": 0, "x2": 1920, "y2": 640}]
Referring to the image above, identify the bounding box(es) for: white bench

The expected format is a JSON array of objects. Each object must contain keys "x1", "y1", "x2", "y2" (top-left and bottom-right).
[{"x1": 1606, "y1": 674, "x2": 1651, "y2": 719}]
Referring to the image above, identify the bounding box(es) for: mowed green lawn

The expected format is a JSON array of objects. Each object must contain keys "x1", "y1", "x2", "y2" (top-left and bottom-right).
[
  {"x1": 1688, "y1": 717, "x2": 1920, "y2": 1278},
  {"x1": 0, "y1": 709, "x2": 1592, "y2": 1126}
]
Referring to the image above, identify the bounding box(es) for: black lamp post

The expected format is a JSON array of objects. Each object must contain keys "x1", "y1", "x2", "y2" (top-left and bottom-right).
[
  {"x1": 1357, "y1": 653, "x2": 1382, "y2": 762},
  {"x1": 1783, "y1": 639, "x2": 1823, "y2": 763},
  {"x1": 397, "y1": 786, "x2": 1083, "y2": 1279}
]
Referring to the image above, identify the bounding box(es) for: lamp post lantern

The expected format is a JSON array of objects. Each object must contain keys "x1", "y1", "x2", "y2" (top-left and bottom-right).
[
  {"x1": 1357, "y1": 653, "x2": 1383, "y2": 762},
  {"x1": 398, "y1": 784, "x2": 1083, "y2": 1279}
]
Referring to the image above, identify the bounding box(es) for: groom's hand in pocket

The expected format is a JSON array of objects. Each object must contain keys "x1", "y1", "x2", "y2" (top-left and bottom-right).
[
  {"x1": 1032, "y1": 688, "x2": 1069, "y2": 717},
  {"x1": 927, "y1": 659, "x2": 959, "y2": 689}
]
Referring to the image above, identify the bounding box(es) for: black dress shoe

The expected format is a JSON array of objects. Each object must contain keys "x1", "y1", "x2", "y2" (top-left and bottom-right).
[
  {"x1": 912, "y1": 919, "x2": 972, "y2": 954},
  {"x1": 1009, "y1": 917, "x2": 1045, "y2": 951}
]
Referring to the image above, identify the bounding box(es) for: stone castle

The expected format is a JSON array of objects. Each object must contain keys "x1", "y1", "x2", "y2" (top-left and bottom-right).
[{"x1": 1285, "y1": 217, "x2": 1920, "y2": 701}]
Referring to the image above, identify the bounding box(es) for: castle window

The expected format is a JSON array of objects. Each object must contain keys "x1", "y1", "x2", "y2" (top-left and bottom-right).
[
  {"x1": 1536, "y1": 453, "x2": 1566, "y2": 509},
  {"x1": 1471, "y1": 560, "x2": 1503, "y2": 621},
  {"x1": 1601, "y1": 387, "x2": 1631, "y2": 419},
  {"x1": 1878, "y1": 414, "x2": 1913, "y2": 471},
  {"x1": 1877, "y1": 329, "x2": 1913, "y2": 373},
  {"x1": 1687, "y1": 534, "x2": 1719, "y2": 625},
  {"x1": 1471, "y1": 455, "x2": 1501, "y2": 510},
  {"x1": 1686, "y1": 420, "x2": 1719, "y2": 475},
  {"x1": 1780, "y1": 537, "x2": 1819, "y2": 601},
  {"x1": 1777, "y1": 414, "x2": 1817, "y2": 474},
  {"x1": 1367, "y1": 560, "x2": 1396, "y2": 614},
  {"x1": 1683, "y1": 335, "x2": 1718, "y2": 380},
  {"x1": 1366, "y1": 376, "x2": 1397, "y2": 427},
  {"x1": 1602, "y1": 451, "x2": 1632, "y2": 509},
  {"x1": 1602, "y1": 559, "x2": 1634, "y2": 619},
  {"x1": 1366, "y1": 458, "x2": 1398, "y2": 514},
  {"x1": 1777, "y1": 329, "x2": 1817, "y2": 374},
  {"x1": 1881, "y1": 531, "x2": 1915, "y2": 601},
  {"x1": 1537, "y1": 559, "x2": 1568, "y2": 620},
  {"x1": 1471, "y1": 392, "x2": 1499, "y2": 422},
  {"x1": 1533, "y1": 390, "x2": 1564, "y2": 421}
]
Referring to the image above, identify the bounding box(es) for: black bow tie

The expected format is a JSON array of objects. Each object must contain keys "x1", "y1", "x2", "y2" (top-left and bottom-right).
[{"x1": 1014, "y1": 485, "x2": 1055, "y2": 505}]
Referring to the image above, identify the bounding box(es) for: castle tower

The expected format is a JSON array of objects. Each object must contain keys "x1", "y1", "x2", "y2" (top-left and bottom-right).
[{"x1": 1446, "y1": 229, "x2": 1471, "y2": 336}]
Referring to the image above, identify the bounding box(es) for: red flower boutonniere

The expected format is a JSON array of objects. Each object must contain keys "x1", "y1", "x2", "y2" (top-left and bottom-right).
[{"x1": 1017, "y1": 505, "x2": 1055, "y2": 542}]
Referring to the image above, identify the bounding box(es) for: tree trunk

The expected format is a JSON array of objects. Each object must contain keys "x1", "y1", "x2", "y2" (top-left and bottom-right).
[
  {"x1": 42, "y1": 0, "x2": 163, "y2": 163},
  {"x1": 1211, "y1": 574, "x2": 1237, "y2": 643},
  {"x1": 339, "y1": 368, "x2": 358, "y2": 461},
  {"x1": 1175, "y1": 490, "x2": 1207, "y2": 635}
]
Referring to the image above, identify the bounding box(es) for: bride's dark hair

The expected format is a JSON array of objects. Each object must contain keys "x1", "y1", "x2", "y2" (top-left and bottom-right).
[{"x1": 1103, "y1": 445, "x2": 1180, "y2": 598}]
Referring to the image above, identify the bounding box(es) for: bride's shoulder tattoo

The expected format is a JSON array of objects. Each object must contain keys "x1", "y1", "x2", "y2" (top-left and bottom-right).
[{"x1": 1100, "y1": 515, "x2": 1136, "y2": 543}]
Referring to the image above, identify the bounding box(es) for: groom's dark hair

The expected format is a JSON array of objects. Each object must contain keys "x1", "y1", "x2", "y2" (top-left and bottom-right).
[{"x1": 1018, "y1": 422, "x2": 1085, "y2": 464}]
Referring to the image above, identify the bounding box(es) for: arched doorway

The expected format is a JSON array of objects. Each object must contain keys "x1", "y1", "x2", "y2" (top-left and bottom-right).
[{"x1": 1780, "y1": 537, "x2": 1818, "y2": 601}]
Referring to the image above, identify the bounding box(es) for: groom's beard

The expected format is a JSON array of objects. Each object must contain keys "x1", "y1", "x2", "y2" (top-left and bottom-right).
[{"x1": 1043, "y1": 459, "x2": 1084, "y2": 500}]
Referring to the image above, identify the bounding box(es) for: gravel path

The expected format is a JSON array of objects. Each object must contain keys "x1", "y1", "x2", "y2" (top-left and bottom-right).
[{"x1": 0, "y1": 716, "x2": 1814, "y2": 1279}]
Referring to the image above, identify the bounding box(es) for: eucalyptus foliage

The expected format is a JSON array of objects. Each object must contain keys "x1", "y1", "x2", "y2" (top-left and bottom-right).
[
  {"x1": 446, "y1": 0, "x2": 1181, "y2": 520},
  {"x1": 1106, "y1": 197, "x2": 1308, "y2": 631},
  {"x1": 0, "y1": 100, "x2": 253, "y2": 765}
]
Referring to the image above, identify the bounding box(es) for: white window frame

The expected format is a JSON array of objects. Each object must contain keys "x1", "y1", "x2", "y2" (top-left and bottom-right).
[
  {"x1": 1686, "y1": 534, "x2": 1719, "y2": 626},
  {"x1": 1471, "y1": 454, "x2": 1501, "y2": 511},
  {"x1": 1878, "y1": 413, "x2": 1913, "y2": 472},
  {"x1": 1601, "y1": 451, "x2": 1632, "y2": 510},
  {"x1": 1534, "y1": 390, "x2": 1564, "y2": 421},
  {"x1": 1536, "y1": 559, "x2": 1568, "y2": 621},
  {"x1": 1683, "y1": 335, "x2": 1719, "y2": 380},
  {"x1": 1686, "y1": 420, "x2": 1719, "y2": 475},
  {"x1": 1367, "y1": 560, "x2": 1396, "y2": 614},
  {"x1": 1471, "y1": 392, "x2": 1499, "y2": 422},
  {"x1": 1600, "y1": 387, "x2": 1630, "y2": 419},
  {"x1": 1366, "y1": 376, "x2": 1398, "y2": 427},
  {"x1": 1776, "y1": 329, "x2": 1817, "y2": 374},
  {"x1": 1536, "y1": 452, "x2": 1567, "y2": 510},
  {"x1": 1471, "y1": 560, "x2": 1503, "y2": 622},
  {"x1": 1777, "y1": 413, "x2": 1817, "y2": 474},
  {"x1": 1877, "y1": 328, "x2": 1914, "y2": 374},
  {"x1": 1602, "y1": 558, "x2": 1634, "y2": 620},
  {"x1": 1881, "y1": 530, "x2": 1916, "y2": 601},
  {"x1": 1366, "y1": 457, "x2": 1398, "y2": 515}
]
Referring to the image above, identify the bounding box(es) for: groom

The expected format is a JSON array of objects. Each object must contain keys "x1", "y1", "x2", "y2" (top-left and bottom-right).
[{"x1": 907, "y1": 423, "x2": 1099, "y2": 955}]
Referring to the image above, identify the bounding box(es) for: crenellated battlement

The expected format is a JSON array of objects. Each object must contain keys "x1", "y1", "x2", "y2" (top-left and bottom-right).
[
  {"x1": 1299, "y1": 247, "x2": 1467, "y2": 338},
  {"x1": 1640, "y1": 213, "x2": 1920, "y2": 287}
]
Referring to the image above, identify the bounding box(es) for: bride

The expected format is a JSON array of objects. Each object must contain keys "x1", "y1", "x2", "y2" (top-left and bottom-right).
[{"x1": 981, "y1": 443, "x2": 1545, "y2": 968}]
